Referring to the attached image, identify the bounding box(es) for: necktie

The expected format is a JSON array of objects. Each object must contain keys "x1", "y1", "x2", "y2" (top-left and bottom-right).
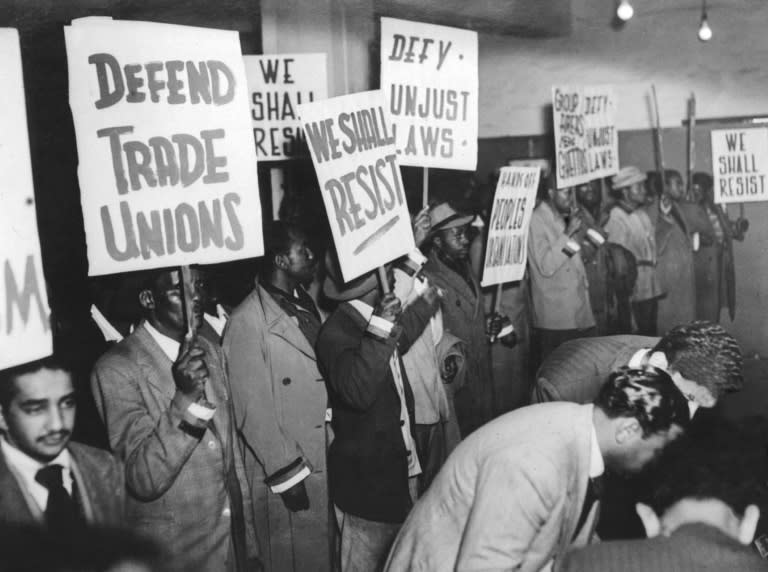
[
  {"x1": 35, "y1": 464, "x2": 84, "y2": 531},
  {"x1": 572, "y1": 476, "x2": 603, "y2": 541}
]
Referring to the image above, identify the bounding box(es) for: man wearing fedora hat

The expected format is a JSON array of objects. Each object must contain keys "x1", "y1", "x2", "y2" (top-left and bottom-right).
[
  {"x1": 316, "y1": 253, "x2": 441, "y2": 571},
  {"x1": 604, "y1": 166, "x2": 662, "y2": 335},
  {"x1": 422, "y1": 201, "x2": 503, "y2": 437}
]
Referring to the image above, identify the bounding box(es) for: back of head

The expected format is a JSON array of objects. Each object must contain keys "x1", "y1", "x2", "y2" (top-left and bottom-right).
[
  {"x1": 641, "y1": 416, "x2": 768, "y2": 540},
  {"x1": 595, "y1": 367, "x2": 690, "y2": 437},
  {"x1": 654, "y1": 321, "x2": 743, "y2": 399}
]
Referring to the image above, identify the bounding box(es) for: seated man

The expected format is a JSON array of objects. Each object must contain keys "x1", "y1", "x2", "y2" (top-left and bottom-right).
[
  {"x1": 560, "y1": 418, "x2": 768, "y2": 571},
  {"x1": 531, "y1": 320, "x2": 743, "y2": 412},
  {"x1": 0, "y1": 356, "x2": 124, "y2": 530},
  {"x1": 384, "y1": 367, "x2": 689, "y2": 572}
]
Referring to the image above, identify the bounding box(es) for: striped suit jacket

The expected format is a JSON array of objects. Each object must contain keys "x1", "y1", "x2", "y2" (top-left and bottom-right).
[{"x1": 531, "y1": 335, "x2": 659, "y2": 404}]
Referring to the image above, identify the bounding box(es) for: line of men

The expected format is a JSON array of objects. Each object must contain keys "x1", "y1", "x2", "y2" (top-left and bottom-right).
[
  {"x1": 528, "y1": 165, "x2": 747, "y2": 367},
  {"x1": 0, "y1": 190, "x2": 759, "y2": 571}
]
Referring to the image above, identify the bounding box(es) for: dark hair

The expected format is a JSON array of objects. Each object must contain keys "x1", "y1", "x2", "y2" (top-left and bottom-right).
[
  {"x1": 0, "y1": 355, "x2": 72, "y2": 410},
  {"x1": 595, "y1": 367, "x2": 690, "y2": 437},
  {"x1": 264, "y1": 221, "x2": 296, "y2": 266},
  {"x1": 643, "y1": 416, "x2": 768, "y2": 517},
  {"x1": 692, "y1": 171, "x2": 713, "y2": 191},
  {"x1": 653, "y1": 320, "x2": 743, "y2": 397}
]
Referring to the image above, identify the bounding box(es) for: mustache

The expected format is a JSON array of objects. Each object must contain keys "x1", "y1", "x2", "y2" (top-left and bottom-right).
[{"x1": 38, "y1": 430, "x2": 71, "y2": 443}]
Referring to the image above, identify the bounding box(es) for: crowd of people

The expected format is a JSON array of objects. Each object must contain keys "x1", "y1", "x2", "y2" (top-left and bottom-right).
[{"x1": 1, "y1": 161, "x2": 766, "y2": 572}]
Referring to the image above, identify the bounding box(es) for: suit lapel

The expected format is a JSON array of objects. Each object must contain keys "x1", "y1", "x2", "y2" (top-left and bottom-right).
[
  {"x1": 428, "y1": 253, "x2": 480, "y2": 318},
  {"x1": 134, "y1": 324, "x2": 177, "y2": 402},
  {"x1": 557, "y1": 405, "x2": 594, "y2": 554},
  {"x1": 258, "y1": 286, "x2": 317, "y2": 361},
  {"x1": 0, "y1": 450, "x2": 37, "y2": 524}
]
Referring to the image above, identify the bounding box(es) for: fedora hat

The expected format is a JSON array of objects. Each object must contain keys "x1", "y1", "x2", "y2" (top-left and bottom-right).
[
  {"x1": 611, "y1": 166, "x2": 647, "y2": 189},
  {"x1": 429, "y1": 202, "x2": 474, "y2": 233}
]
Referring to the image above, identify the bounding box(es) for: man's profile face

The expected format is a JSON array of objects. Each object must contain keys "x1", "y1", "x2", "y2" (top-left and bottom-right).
[
  {"x1": 144, "y1": 269, "x2": 203, "y2": 337},
  {"x1": 666, "y1": 175, "x2": 685, "y2": 201},
  {"x1": 575, "y1": 183, "x2": 600, "y2": 209},
  {"x1": 618, "y1": 424, "x2": 684, "y2": 474},
  {"x1": 549, "y1": 187, "x2": 574, "y2": 215},
  {"x1": 436, "y1": 225, "x2": 470, "y2": 261},
  {"x1": 281, "y1": 229, "x2": 317, "y2": 284},
  {"x1": 624, "y1": 182, "x2": 646, "y2": 207},
  {"x1": 670, "y1": 373, "x2": 716, "y2": 411},
  {"x1": 0, "y1": 368, "x2": 76, "y2": 462}
]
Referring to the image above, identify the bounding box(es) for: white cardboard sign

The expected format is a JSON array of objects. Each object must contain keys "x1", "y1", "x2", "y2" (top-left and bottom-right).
[
  {"x1": 298, "y1": 90, "x2": 414, "y2": 282},
  {"x1": 711, "y1": 128, "x2": 768, "y2": 204},
  {"x1": 0, "y1": 29, "x2": 53, "y2": 369},
  {"x1": 482, "y1": 166, "x2": 540, "y2": 286},
  {"x1": 380, "y1": 17, "x2": 478, "y2": 170},
  {"x1": 552, "y1": 85, "x2": 619, "y2": 189},
  {"x1": 245, "y1": 53, "x2": 328, "y2": 160},
  {"x1": 65, "y1": 18, "x2": 263, "y2": 276}
]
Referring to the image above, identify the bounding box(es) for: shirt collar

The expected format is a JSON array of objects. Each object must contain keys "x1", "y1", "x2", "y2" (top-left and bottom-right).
[
  {"x1": 144, "y1": 320, "x2": 180, "y2": 361},
  {"x1": 588, "y1": 421, "x2": 605, "y2": 479},
  {"x1": 1, "y1": 437, "x2": 71, "y2": 475},
  {"x1": 348, "y1": 299, "x2": 374, "y2": 322}
]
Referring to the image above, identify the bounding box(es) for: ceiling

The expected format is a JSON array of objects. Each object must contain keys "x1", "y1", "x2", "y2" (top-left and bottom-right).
[{"x1": 374, "y1": 0, "x2": 572, "y2": 37}]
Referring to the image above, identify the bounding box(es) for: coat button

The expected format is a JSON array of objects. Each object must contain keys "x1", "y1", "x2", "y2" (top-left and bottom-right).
[
  {"x1": 455, "y1": 299, "x2": 461, "y2": 307},
  {"x1": 400, "y1": 419, "x2": 405, "y2": 426},
  {"x1": 282, "y1": 377, "x2": 291, "y2": 386}
]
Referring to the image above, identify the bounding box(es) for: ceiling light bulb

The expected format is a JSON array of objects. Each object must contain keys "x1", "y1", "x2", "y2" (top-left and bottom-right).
[
  {"x1": 698, "y1": 17, "x2": 712, "y2": 41},
  {"x1": 617, "y1": 0, "x2": 634, "y2": 21}
]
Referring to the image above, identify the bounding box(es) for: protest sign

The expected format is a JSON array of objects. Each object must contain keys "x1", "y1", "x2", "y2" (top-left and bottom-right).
[
  {"x1": 711, "y1": 127, "x2": 768, "y2": 204},
  {"x1": 245, "y1": 53, "x2": 327, "y2": 160},
  {"x1": 481, "y1": 166, "x2": 540, "y2": 287},
  {"x1": 552, "y1": 85, "x2": 619, "y2": 189},
  {"x1": 380, "y1": 17, "x2": 478, "y2": 170},
  {"x1": 298, "y1": 90, "x2": 414, "y2": 282},
  {"x1": 65, "y1": 18, "x2": 263, "y2": 276},
  {"x1": 0, "y1": 29, "x2": 52, "y2": 369}
]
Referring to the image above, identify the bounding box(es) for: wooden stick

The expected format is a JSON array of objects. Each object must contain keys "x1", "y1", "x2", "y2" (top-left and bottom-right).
[
  {"x1": 493, "y1": 283, "x2": 503, "y2": 315},
  {"x1": 377, "y1": 266, "x2": 391, "y2": 294},
  {"x1": 422, "y1": 167, "x2": 429, "y2": 208},
  {"x1": 651, "y1": 84, "x2": 666, "y2": 195},
  {"x1": 180, "y1": 265, "x2": 198, "y2": 342},
  {"x1": 687, "y1": 93, "x2": 697, "y2": 200}
]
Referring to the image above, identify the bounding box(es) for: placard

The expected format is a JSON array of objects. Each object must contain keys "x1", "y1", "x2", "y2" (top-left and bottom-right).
[
  {"x1": 298, "y1": 90, "x2": 414, "y2": 282},
  {"x1": 380, "y1": 17, "x2": 478, "y2": 170},
  {"x1": 0, "y1": 29, "x2": 53, "y2": 369},
  {"x1": 245, "y1": 53, "x2": 328, "y2": 160},
  {"x1": 552, "y1": 85, "x2": 618, "y2": 189},
  {"x1": 711, "y1": 127, "x2": 768, "y2": 204},
  {"x1": 65, "y1": 18, "x2": 263, "y2": 276},
  {"x1": 481, "y1": 166, "x2": 540, "y2": 286}
]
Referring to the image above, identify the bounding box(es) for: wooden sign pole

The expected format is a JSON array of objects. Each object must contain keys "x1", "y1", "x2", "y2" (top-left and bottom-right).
[
  {"x1": 422, "y1": 167, "x2": 430, "y2": 208},
  {"x1": 180, "y1": 265, "x2": 198, "y2": 342},
  {"x1": 377, "y1": 266, "x2": 391, "y2": 294}
]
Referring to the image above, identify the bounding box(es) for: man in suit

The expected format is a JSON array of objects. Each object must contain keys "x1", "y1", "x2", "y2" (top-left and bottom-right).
[
  {"x1": 422, "y1": 201, "x2": 505, "y2": 437},
  {"x1": 645, "y1": 169, "x2": 696, "y2": 334},
  {"x1": 91, "y1": 267, "x2": 257, "y2": 572},
  {"x1": 317, "y1": 255, "x2": 440, "y2": 572},
  {"x1": 527, "y1": 182, "x2": 596, "y2": 363},
  {"x1": 531, "y1": 320, "x2": 743, "y2": 411},
  {"x1": 224, "y1": 222, "x2": 330, "y2": 572},
  {"x1": 0, "y1": 355, "x2": 123, "y2": 530},
  {"x1": 532, "y1": 321, "x2": 744, "y2": 541},
  {"x1": 384, "y1": 367, "x2": 690, "y2": 572},
  {"x1": 560, "y1": 418, "x2": 767, "y2": 571}
]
